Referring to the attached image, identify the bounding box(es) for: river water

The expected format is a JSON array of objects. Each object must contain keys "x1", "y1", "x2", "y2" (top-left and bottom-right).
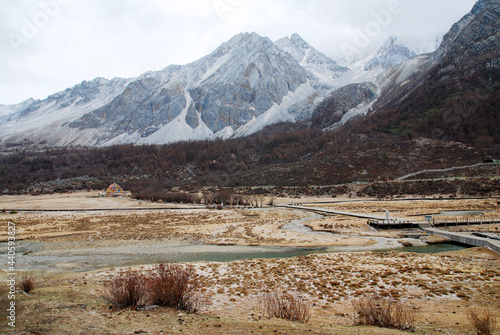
[
  {"x1": 281, "y1": 211, "x2": 466, "y2": 253},
  {"x1": 2, "y1": 210, "x2": 466, "y2": 271}
]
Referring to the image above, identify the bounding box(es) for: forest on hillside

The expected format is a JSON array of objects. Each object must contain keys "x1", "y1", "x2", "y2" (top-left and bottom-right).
[{"x1": 1, "y1": 122, "x2": 493, "y2": 198}]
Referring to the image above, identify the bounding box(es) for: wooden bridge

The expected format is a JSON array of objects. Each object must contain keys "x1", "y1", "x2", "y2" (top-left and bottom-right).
[
  {"x1": 367, "y1": 219, "x2": 421, "y2": 229},
  {"x1": 419, "y1": 226, "x2": 500, "y2": 254},
  {"x1": 431, "y1": 216, "x2": 500, "y2": 227},
  {"x1": 280, "y1": 204, "x2": 500, "y2": 253}
]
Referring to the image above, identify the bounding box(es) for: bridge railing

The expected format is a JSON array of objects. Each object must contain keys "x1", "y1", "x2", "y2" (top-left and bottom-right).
[{"x1": 432, "y1": 215, "x2": 500, "y2": 227}]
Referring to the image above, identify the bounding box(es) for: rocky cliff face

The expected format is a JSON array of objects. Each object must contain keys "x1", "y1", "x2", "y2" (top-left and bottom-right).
[
  {"x1": 435, "y1": 0, "x2": 500, "y2": 71},
  {"x1": 188, "y1": 33, "x2": 313, "y2": 134},
  {"x1": 310, "y1": 83, "x2": 378, "y2": 129}
]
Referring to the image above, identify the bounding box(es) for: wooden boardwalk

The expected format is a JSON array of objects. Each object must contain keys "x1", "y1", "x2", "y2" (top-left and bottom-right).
[
  {"x1": 431, "y1": 216, "x2": 500, "y2": 227},
  {"x1": 367, "y1": 219, "x2": 421, "y2": 229},
  {"x1": 281, "y1": 204, "x2": 500, "y2": 253},
  {"x1": 419, "y1": 226, "x2": 500, "y2": 254},
  {"x1": 279, "y1": 204, "x2": 390, "y2": 220},
  {"x1": 281, "y1": 205, "x2": 423, "y2": 229}
]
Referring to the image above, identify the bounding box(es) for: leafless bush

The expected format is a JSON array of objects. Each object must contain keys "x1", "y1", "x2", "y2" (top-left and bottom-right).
[
  {"x1": 104, "y1": 271, "x2": 146, "y2": 310},
  {"x1": 467, "y1": 307, "x2": 497, "y2": 335},
  {"x1": 352, "y1": 293, "x2": 416, "y2": 331},
  {"x1": 19, "y1": 273, "x2": 35, "y2": 294},
  {"x1": 103, "y1": 264, "x2": 207, "y2": 313},
  {"x1": 260, "y1": 291, "x2": 311, "y2": 323},
  {"x1": 148, "y1": 263, "x2": 204, "y2": 313}
]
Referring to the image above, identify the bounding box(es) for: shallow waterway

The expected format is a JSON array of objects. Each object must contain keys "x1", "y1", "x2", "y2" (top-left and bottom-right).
[
  {"x1": 1, "y1": 210, "x2": 466, "y2": 272},
  {"x1": 281, "y1": 210, "x2": 466, "y2": 253}
]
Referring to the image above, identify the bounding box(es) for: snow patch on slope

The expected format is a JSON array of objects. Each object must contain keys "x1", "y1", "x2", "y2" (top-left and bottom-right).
[
  {"x1": 326, "y1": 99, "x2": 378, "y2": 131},
  {"x1": 377, "y1": 54, "x2": 432, "y2": 90},
  {"x1": 215, "y1": 126, "x2": 235, "y2": 139},
  {"x1": 234, "y1": 81, "x2": 316, "y2": 137},
  {"x1": 137, "y1": 88, "x2": 214, "y2": 145}
]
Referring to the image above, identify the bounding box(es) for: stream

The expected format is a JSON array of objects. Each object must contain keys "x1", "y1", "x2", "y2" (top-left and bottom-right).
[
  {"x1": 282, "y1": 211, "x2": 414, "y2": 252},
  {"x1": 1, "y1": 210, "x2": 465, "y2": 272}
]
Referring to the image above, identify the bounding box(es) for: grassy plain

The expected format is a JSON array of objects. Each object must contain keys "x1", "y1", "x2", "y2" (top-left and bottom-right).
[{"x1": 0, "y1": 192, "x2": 499, "y2": 334}]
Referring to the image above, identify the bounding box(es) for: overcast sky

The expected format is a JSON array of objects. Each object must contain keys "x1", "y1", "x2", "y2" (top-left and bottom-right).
[{"x1": 0, "y1": 0, "x2": 477, "y2": 105}]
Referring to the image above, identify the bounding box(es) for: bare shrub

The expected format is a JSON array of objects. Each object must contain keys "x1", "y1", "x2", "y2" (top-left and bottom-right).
[
  {"x1": 104, "y1": 271, "x2": 146, "y2": 310},
  {"x1": 148, "y1": 263, "x2": 203, "y2": 313},
  {"x1": 467, "y1": 307, "x2": 497, "y2": 335},
  {"x1": 260, "y1": 291, "x2": 311, "y2": 323},
  {"x1": 19, "y1": 273, "x2": 35, "y2": 294},
  {"x1": 352, "y1": 293, "x2": 416, "y2": 331}
]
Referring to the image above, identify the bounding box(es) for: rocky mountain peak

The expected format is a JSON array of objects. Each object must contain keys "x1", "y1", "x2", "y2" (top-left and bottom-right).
[
  {"x1": 225, "y1": 32, "x2": 271, "y2": 49},
  {"x1": 364, "y1": 36, "x2": 417, "y2": 71},
  {"x1": 275, "y1": 34, "x2": 349, "y2": 79}
]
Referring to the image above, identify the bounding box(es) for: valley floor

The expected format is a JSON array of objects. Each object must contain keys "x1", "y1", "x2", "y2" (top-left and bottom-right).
[{"x1": 0, "y1": 192, "x2": 499, "y2": 334}]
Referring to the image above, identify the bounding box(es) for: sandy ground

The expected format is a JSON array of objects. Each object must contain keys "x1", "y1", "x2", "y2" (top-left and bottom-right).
[
  {"x1": 0, "y1": 192, "x2": 499, "y2": 334},
  {"x1": 0, "y1": 191, "x2": 200, "y2": 211}
]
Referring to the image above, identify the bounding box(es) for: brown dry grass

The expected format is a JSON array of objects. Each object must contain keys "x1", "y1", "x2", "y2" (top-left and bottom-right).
[
  {"x1": 19, "y1": 273, "x2": 35, "y2": 294},
  {"x1": 260, "y1": 290, "x2": 311, "y2": 323},
  {"x1": 467, "y1": 307, "x2": 498, "y2": 335},
  {"x1": 1, "y1": 194, "x2": 500, "y2": 333},
  {"x1": 352, "y1": 293, "x2": 416, "y2": 331},
  {"x1": 103, "y1": 271, "x2": 146, "y2": 310},
  {"x1": 2, "y1": 248, "x2": 499, "y2": 334},
  {"x1": 0, "y1": 207, "x2": 375, "y2": 248}
]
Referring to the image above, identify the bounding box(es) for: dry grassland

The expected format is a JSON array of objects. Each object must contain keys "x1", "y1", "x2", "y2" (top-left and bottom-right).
[
  {"x1": 0, "y1": 193, "x2": 499, "y2": 334},
  {"x1": 1, "y1": 248, "x2": 498, "y2": 334}
]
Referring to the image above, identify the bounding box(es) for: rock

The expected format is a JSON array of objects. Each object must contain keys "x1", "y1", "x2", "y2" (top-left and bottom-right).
[
  {"x1": 311, "y1": 83, "x2": 378, "y2": 129},
  {"x1": 424, "y1": 235, "x2": 452, "y2": 244},
  {"x1": 398, "y1": 240, "x2": 414, "y2": 247}
]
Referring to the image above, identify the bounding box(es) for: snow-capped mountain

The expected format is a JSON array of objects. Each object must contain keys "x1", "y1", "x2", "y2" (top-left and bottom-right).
[
  {"x1": 335, "y1": 35, "x2": 441, "y2": 72},
  {"x1": 364, "y1": 36, "x2": 418, "y2": 71},
  {"x1": 0, "y1": 32, "x2": 351, "y2": 147},
  {"x1": 0, "y1": 30, "x2": 449, "y2": 148},
  {"x1": 275, "y1": 33, "x2": 349, "y2": 82}
]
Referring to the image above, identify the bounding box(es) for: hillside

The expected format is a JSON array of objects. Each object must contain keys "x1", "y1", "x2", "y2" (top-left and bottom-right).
[
  {"x1": 356, "y1": 0, "x2": 500, "y2": 147},
  {"x1": 1, "y1": 121, "x2": 493, "y2": 197}
]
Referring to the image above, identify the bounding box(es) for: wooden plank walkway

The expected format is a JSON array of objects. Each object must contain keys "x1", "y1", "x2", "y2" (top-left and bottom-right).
[
  {"x1": 280, "y1": 204, "x2": 500, "y2": 254},
  {"x1": 279, "y1": 204, "x2": 390, "y2": 220},
  {"x1": 419, "y1": 226, "x2": 500, "y2": 254},
  {"x1": 367, "y1": 219, "x2": 421, "y2": 229},
  {"x1": 432, "y1": 217, "x2": 500, "y2": 226}
]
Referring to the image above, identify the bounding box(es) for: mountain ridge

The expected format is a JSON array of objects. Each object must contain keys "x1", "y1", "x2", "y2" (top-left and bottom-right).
[
  {"x1": 360, "y1": 0, "x2": 500, "y2": 145},
  {"x1": 0, "y1": 30, "x2": 433, "y2": 148}
]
